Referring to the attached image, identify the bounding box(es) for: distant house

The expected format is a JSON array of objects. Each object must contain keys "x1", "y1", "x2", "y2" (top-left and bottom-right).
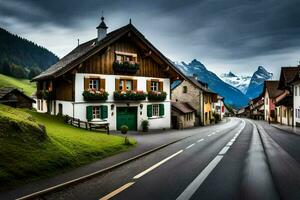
[
  {"x1": 31, "y1": 18, "x2": 185, "y2": 131},
  {"x1": 276, "y1": 66, "x2": 300, "y2": 126},
  {"x1": 171, "y1": 76, "x2": 218, "y2": 126},
  {"x1": 212, "y1": 95, "x2": 225, "y2": 120},
  {"x1": 262, "y1": 81, "x2": 284, "y2": 122},
  {"x1": 0, "y1": 87, "x2": 35, "y2": 108},
  {"x1": 171, "y1": 102, "x2": 196, "y2": 129},
  {"x1": 249, "y1": 95, "x2": 264, "y2": 120},
  {"x1": 289, "y1": 66, "x2": 300, "y2": 127}
]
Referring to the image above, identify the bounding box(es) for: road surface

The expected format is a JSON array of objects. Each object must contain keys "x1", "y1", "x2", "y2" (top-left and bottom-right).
[{"x1": 21, "y1": 118, "x2": 300, "y2": 200}]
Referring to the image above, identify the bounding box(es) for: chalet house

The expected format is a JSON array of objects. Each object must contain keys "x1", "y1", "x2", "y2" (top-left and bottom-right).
[
  {"x1": 0, "y1": 87, "x2": 35, "y2": 108},
  {"x1": 249, "y1": 95, "x2": 264, "y2": 120},
  {"x1": 171, "y1": 102, "x2": 196, "y2": 129},
  {"x1": 32, "y1": 17, "x2": 185, "y2": 131},
  {"x1": 171, "y1": 76, "x2": 218, "y2": 126},
  {"x1": 276, "y1": 66, "x2": 300, "y2": 126},
  {"x1": 262, "y1": 80, "x2": 284, "y2": 122},
  {"x1": 290, "y1": 67, "x2": 300, "y2": 127}
]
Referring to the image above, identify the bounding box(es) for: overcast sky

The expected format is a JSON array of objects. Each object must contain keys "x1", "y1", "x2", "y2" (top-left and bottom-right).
[{"x1": 1, "y1": 0, "x2": 300, "y2": 77}]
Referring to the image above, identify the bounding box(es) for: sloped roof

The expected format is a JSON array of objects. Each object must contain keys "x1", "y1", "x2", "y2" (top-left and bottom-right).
[
  {"x1": 186, "y1": 76, "x2": 217, "y2": 94},
  {"x1": 32, "y1": 23, "x2": 185, "y2": 81},
  {"x1": 0, "y1": 87, "x2": 35, "y2": 102},
  {"x1": 278, "y1": 66, "x2": 300, "y2": 89},
  {"x1": 263, "y1": 80, "x2": 285, "y2": 98},
  {"x1": 172, "y1": 102, "x2": 196, "y2": 114}
]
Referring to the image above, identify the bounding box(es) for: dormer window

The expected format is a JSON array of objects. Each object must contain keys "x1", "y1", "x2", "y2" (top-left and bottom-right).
[{"x1": 115, "y1": 51, "x2": 137, "y2": 62}]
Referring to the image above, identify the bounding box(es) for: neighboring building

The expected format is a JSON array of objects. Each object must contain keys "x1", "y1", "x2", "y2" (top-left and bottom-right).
[
  {"x1": 249, "y1": 95, "x2": 264, "y2": 120},
  {"x1": 31, "y1": 18, "x2": 185, "y2": 131},
  {"x1": 290, "y1": 67, "x2": 300, "y2": 127},
  {"x1": 277, "y1": 66, "x2": 300, "y2": 126},
  {"x1": 212, "y1": 95, "x2": 225, "y2": 120},
  {"x1": 171, "y1": 76, "x2": 218, "y2": 126},
  {"x1": 262, "y1": 81, "x2": 284, "y2": 122},
  {"x1": 171, "y1": 102, "x2": 196, "y2": 129},
  {"x1": 0, "y1": 87, "x2": 35, "y2": 108}
]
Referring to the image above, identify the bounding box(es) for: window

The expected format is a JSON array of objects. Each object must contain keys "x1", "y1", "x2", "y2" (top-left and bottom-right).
[
  {"x1": 284, "y1": 109, "x2": 287, "y2": 118},
  {"x1": 93, "y1": 106, "x2": 101, "y2": 119},
  {"x1": 152, "y1": 104, "x2": 159, "y2": 117},
  {"x1": 295, "y1": 86, "x2": 298, "y2": 96},
  {"x1": 119, "y1": 79, "x2": 133, "y2": 91},
  {"x1": 151, "y1": 81, "x2": 159, "y2": 91},
  {"x1": 266, "y1": 97, "x2": 268, "y2": 105},
  {"x1": 41, "y1": 100, "x2": 43, "y2": 111},
  {"x1": 115, "y1": 51, "x2": 137, "y2": 62},
  {"x1": 37, "y1": 100, "x2": 40, "y2": 110},
  {"x1": 183, "y1": 86, "x2": 187, "y2": 93},
  {"x1": 89, "y1": 79, "x2": 99, "y2": 90}
]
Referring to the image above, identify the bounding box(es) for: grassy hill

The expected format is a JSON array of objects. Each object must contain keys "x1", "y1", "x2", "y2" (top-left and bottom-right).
[
  {"x1": 0, "y1": 104, "x2": 135, "y2": 190},
  {"x1": 0, "y1": 74, "x2": 36, "y2": 96}
]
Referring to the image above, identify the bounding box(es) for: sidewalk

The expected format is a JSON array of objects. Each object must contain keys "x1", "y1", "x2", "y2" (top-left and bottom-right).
[
  {"x1": 0, "y1": 119, "x2": 230, "y2": 200},
  {"x1": 271, "y1": 123, "x2": 300, "y2": 136}
]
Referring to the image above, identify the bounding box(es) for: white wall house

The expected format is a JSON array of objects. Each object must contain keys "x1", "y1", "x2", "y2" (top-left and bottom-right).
[
  {"x1": 32, "y1": 19, "x2": 185, "y2": 131},
  {"x1": 293, "y1": 83, "x2": 300, "y2": 127}
]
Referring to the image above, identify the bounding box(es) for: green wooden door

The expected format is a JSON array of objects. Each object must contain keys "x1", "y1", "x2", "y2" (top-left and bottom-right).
[{"x1": 117, "y1": 107, "x2": 137, "y2": 130}]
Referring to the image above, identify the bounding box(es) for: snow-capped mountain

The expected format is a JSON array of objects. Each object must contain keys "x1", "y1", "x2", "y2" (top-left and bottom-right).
[
  {"x1": 173, "y1": 59, "x2": 250, "y2": 108},
  {"x1": 219, "y1": 72, "x2": 251, "y2": 94},
  {"x1": 246, "y1": 66, "x2": 273, "y2": 99}
]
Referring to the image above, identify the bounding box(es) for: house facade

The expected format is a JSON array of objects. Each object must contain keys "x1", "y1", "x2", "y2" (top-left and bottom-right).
[
  {"x1": 32, "y1": 18, "x2": 184, "y2": 131},
  {"x1": 171, "y1": 77, "x2": 217, "y2": 126},
  {"x1": 263, "y1": 81, "x2": 284, "y2": 122},
  {"x1": 212, "y1": 95, "x2": 225, "y2": 120},
  {"x1": 291, "y1": 68, "x2": 300, "y2": 127},
  {"x1": 171, "y1": 102, "x2": 196, "y2": 129},
  {"x1": 0, "y1": 87, "x2": 35, "y2": 108}
]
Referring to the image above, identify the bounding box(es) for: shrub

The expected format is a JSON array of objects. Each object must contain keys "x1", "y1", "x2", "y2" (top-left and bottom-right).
[
  {"x1": 148, "y1": 91, "x2": 167, "y2": 101},
  {"x1": 141, "y1": 120, "x2": 149, "y2": 132},
  {"x1": 120, "y1": 125, "x2": 129, "y2": 134},
  {"x1": 82, "y1": 88, "x2": 109, "y2": 101}
]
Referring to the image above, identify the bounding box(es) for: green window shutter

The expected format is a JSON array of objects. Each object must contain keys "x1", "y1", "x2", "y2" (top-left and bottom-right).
[
  {"x1": 86, "y1": 106, "x2": 93, "y2": 121},
  {"x1": 101, "y1": 105, "x2": 108, "y2": 119},
  {"x1": 147, "y1": 105, "x2": 152, "y2": 117},
  {"x1": 159, "y1": 104, "x2": 165, "y2": 116}
]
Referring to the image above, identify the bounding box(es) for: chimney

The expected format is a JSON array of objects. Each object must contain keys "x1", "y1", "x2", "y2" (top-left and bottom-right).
[{"x1": 96, "y1": 16, "x2": 108, "y2": 42}]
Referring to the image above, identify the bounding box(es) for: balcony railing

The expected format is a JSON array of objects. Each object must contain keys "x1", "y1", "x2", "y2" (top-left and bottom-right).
[{"x1": 113, "y1": 60, "x2": 140, "y2": 74}]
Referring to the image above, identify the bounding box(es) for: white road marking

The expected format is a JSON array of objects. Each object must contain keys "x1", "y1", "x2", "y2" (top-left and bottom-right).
[
  {"x1": 176, "y1": 155, "x2": 223, "y2": 200},
  {"x1": 99, "y1": 182, "x2": 135, "y2": 200},
  {"x1": 197, "y1": 139, "x2": 204, "y2": 143},
  {"x1": 176, "y1": 119, "x2": 246, "y2": 200},
  {"x1": 186, "y1": 143, "x2": 195, "y2": 149},
  {"x1": 218, "y1": 146, "x2": 230, "y2": 155},
  {"x1": 208, "y1": 132, "x2": 215, "y2": 137},
  {"x1": 133, "y1": 150, "x2": 183, "y2": 179}
]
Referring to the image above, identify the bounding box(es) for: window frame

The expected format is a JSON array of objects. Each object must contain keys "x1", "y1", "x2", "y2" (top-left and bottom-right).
[
  {"x1": 150, "y1": 81, "x2": 159, "y2": 91},
  {"x1": 183, "y1": 86, "x2": 188, "y2": 93},
  {"x1": 89, "y1": 78, "x2": 99, "y2": 90},
  {"x1": 119, "y1": 79, "x2": 133, "y2": 91},
  {"x1": 152, "y1": 104, "x2": 159, "y2": 117},
  {"x1": 92, "y1": 106, "x2": 101, "y2": 119}
]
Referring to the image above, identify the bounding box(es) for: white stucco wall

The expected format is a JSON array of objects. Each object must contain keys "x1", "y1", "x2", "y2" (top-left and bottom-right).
[{"x1": 294, "y1": 83, "x2": 300, "y2": 126}]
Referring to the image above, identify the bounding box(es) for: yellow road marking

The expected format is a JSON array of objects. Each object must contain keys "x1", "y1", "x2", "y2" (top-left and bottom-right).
[{"x1": 99, "y1": 182, "x2": 135, "y2": 200}]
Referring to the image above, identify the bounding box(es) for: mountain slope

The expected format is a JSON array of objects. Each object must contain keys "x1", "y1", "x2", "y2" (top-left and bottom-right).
[
  {"x1": 0, "y1": 27, "x2": 59, "y2": 78},
  {"x1": 219, "y1": 71, "x2": 251, "y2": 93},
  {"x1": 0, "y1": 74, "x2": 35, "y2": 96},
  {"x1": 174, "y1": 59, "x2": 249, "y2": 108},
  {"x1": 246, "y1": 66, "x2": 273, "y2": 99}
]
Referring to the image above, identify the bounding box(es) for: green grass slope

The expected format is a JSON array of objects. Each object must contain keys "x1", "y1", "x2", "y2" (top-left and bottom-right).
[
  {"x1": 0, "y1": 74, "x2": 36, "y2": 96},
  {"x1": 0, "y1": 105, "x2": 135, "y2": 190}
]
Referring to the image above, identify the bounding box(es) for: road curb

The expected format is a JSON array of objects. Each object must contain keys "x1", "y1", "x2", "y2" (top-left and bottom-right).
[
  {"x1": 270, "y1": 124, "x2": 300, "y2": 136},
  {"x1": 16, "y1": 135, "x2": 193, "y2": 200}
]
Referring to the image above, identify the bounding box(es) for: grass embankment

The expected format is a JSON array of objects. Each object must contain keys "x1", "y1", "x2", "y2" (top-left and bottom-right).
[
  {"x1": 0, "y1": 74, "x2": 36, "y2": 96},
  {"x1": 0, "y1": 104, "x2": 135, "y2": 190}
]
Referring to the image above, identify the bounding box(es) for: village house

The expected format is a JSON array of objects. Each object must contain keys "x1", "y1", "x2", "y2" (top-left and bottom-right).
[
  {"x1": 289, "y1": 66, "x2": 300, "y2": 127},
  {"x1": 0, "y1": 87, "x2": 35, "y2": 108},
  {"x1": 171, "y1": 76, "x2": 218, "y2": 126},
  {"x1": 248, "y1": 95, "x2": 264, "y2": 120},
  {"x1": 262, "y1": 80, "x2": 284, "y2": 123},
  {"x1": 212, "y1": 95, "x2": 225, "y2": 120},
  {"x1": 171, "y1": 102, "x2": 196, "y2": 129},
  {"x1": 31, "y1": 17, "x2": 185, "y2": 131},
  {"x1": 276, "y1": 67, "x2": 300, "y2": 126}
]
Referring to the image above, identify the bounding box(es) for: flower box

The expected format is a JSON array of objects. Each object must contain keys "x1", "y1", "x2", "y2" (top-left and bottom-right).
[
  {"x1": 113, "y1": 61, "x2": 140, "y2": 73},
  {"x1": 114, "y1": 90, "x2": 147, "y2": 101},
  {"x1": 148, "y1": 91, "x2": 167, "y2": 101},
  {"x1": 82, "y1": 89, "x2": 109, "y2": 101}
]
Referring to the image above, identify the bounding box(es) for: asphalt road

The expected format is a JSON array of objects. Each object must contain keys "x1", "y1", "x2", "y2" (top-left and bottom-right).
[{"x1": 27, "y1": 118, "x2": 300, "y2": 200}]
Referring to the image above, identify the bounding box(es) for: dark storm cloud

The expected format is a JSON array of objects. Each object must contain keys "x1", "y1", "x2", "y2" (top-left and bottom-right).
[{"x1": 0, "y1": 0, "x2": 300, "y2": 60}]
